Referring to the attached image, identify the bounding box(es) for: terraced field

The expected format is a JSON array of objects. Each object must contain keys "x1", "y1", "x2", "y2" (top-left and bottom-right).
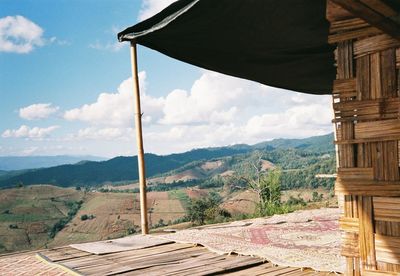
[
  {"x1": 0, "y1": 185, "x2": 84, "y2": 253},
  {"x1": 49, "y1": 191, "x2": 187, "y2": 247},
  {"x1": 0, "y1": 186, "x2": 191, "y2": 253}
]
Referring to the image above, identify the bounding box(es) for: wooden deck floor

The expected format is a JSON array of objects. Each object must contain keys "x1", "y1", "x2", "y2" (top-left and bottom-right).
[{"x1": 38, "y1": 242, "x2": 336, "y2": 275}]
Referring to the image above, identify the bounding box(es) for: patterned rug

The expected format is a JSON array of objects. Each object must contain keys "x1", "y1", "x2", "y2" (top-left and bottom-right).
[{"x1": 161, "y1": 208, "x2": 345, "y2": 273}]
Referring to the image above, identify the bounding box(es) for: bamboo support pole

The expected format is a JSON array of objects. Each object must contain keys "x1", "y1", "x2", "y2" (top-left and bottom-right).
[{"x1": 130, "y1": 42, "x2": 149, "y2": 235}]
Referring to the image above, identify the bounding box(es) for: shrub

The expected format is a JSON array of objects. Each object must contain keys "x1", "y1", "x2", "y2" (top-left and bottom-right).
[
  {"x1": 153, "y1": 219, "x2": 167, "y2": 228},
  {"x1": 312, "y1": 191, "x2": 324, "y2": 202},
  {"x1": 286, "y1": 196, "x2": 307, "y2": 206},
  {"x1": 48, "y1": 200, "x2": 83, "y2": 238},
  {"x1": 127, "y1": 226, "x2": 139, "y2": 235},
  {"x1": 81, "y1": 214, "x2": 95, "y2": 221},
  {"x1": 187, "y1": 192, "x2": 230, "y2": 225},
  {"x1": 204, "y1": 206, "x2": 231, "y2": 223},
  {"x1": 49, "y1": 218, "x2": 68, "y2": 238},
  {"x1": 172, "y1": 217, "x2": 190, "y2": 224},
  {"x1": 255, "y1": 201, "x2": 296, "y2": 217}
]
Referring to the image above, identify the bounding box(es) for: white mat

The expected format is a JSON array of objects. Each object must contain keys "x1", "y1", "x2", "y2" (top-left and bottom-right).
[{"x1": 70, "y1": 235, "x2": 172, "y2": 255}]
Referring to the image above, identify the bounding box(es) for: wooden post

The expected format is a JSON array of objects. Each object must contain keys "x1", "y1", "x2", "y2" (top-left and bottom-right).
[{"x1": 130, "y1": 42, "x2": 149, "y2": 235}]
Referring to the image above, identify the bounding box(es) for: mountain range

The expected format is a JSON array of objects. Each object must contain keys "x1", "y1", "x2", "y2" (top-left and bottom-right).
[
  {"x1": 0, "y1": 155, "x2": 105, "y2": 171},
  {"x1": 0, "y1": 133, "x2": 334, "y2": 188}
]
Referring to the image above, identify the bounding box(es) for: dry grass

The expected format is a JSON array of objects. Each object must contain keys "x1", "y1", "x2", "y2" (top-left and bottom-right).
[
  {"x1": 221, "y1": 190, "x2": 258, "y2": 215},
  {"x1": 185, "y1": 188, "x2": 208, "y2": 199},
  {"x1": 201, "y1": 160, "x2": 223, "y2": 171},
  {"x1": 164, "y1": 169, "x2": 203, "y2": 183},
  {"x1": 50, "y1": 191, "x2": 186, "y2": 247}
]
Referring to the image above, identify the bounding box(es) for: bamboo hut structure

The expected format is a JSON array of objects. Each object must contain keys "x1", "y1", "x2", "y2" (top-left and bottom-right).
[
  {"x1": 118, "y1": 1, "x2": 400, "y2": 274},
  {"x1": 328, "y1": 2, "x2": 400, "y2": 275}
]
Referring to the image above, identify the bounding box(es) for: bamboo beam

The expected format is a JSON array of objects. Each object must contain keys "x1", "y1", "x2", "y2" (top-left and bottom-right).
[
  {"x1": 330, "y1": 0, "x2": 400, "y2": 40},
  {"x1": 359, "y1": 0, "x2": 398, "y2": 17},
  {"x1": 130, "y1": 42, "x2": 149, "y2": 235}
]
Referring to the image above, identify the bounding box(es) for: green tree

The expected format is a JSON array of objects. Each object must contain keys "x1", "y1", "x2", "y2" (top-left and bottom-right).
[
  {"x1": 234, "y1": 153, "x2": 282, "y2": 216},
  {"x1": 187, "y1": 198, "x2": 208, "y2": 225},
  {"x1": 207, "y1": 191, "x2": 222, "y2": 206},
  {"x1": 187, "y1": 192, "x2": 229, "y2": 225},
  {"x1": 244, "y1": 154, "x2": 282, "y2": 206},
  {"x1": 259, "y1": 168, "x2": 282, "y2": 205}
]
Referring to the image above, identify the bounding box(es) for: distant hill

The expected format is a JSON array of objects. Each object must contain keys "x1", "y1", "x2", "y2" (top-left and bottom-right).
[
  {"x1": 0, "y1": 133, "x2": 334, "y2": 188},
  {"x1": 253, "y1": 133, "x2": 334, "y2": 153},
  {"x1": 0, "y1": 147, "x2": 252, "y2": 188},
  {"x1": 0, "y1": 155, "x2": 106, "y2": 171}
]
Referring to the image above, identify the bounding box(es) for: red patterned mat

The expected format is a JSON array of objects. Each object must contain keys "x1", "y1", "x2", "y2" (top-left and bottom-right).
[{"x1": 161, "y1": 208, "x2": 345, "y2": 273}]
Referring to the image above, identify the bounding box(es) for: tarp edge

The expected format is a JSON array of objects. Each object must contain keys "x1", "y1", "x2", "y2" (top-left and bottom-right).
[{"x1": 118, "y1": 0, "x2": 200, "y2": 42}]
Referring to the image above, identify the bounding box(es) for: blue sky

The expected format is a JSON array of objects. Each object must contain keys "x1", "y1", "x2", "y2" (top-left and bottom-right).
[{"x1": 0, "y1": 0, "x2": 333, "y2": 157}]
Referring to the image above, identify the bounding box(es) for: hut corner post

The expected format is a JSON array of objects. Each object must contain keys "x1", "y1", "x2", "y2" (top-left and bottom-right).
[{"x1": 130, "y1": 42, "x2": 149, "y2": 235}]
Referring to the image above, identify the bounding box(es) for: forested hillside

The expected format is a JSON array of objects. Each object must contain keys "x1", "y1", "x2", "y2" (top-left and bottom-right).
[
  {"x1": 0, "y1": 147, "x2": 252, "y2": 188},
  {"x1": 0, "y1": 133, "x2": 335, "y2": 189}
]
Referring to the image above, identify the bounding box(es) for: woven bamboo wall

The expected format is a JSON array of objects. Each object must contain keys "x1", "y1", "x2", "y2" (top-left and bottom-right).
[{"x1": 328, "y1": 5, "x2": 400, "y2": 275}]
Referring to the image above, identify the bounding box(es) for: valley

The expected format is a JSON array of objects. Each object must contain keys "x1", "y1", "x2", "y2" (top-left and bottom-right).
[
  {"x1": 0, "y1": 185, "x2": 336, "y2": 254},
  {"x1": 0, "y1": 133, "x2": 337, "y2": 254}
]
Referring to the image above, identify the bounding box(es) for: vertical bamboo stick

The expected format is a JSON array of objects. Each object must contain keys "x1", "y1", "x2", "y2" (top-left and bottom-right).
[{"x1": 130, "y1": 42, "x2": 149, "y2": 235}]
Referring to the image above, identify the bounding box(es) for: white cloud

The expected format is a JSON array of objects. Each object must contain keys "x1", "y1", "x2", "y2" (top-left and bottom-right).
[
  {"x1": 89, "y1": 25, "x2": 126, "y2": 52},
  {"x1": 61, "y1": 69, "x2": 333, "y2": 155},
  {"x1": 2, "y1": 125, "x2": 59, "y2": 139},
  {"x1": 89, "y1": 41, "x2": 125, "y2": 52},
  {"x1": 19, "y1": 103, "x2": 59, "y2": 120},
  {"x1": 138, "y1": 0, "x2": 178, "y2": 21},
  {"x1": 0, "y1": 145, "x2": 87, "y2": 157},
  {"x1": 245, "y1": 103, "x2": 333, "y2": 140},
  {"x1": 67, "y1": 127, "x2": 134, "y2": 141},
  {"x1": 20, "y1": 147, "x2": 39, "y2": 156},
  {"x1": 160, "y1": 72, "x2": 270, "y2": 125},
  {"x1": 63, "y1": 71, "x2": 268, "y2": 127},
  {"x1": 0, "y1": 15, "x2": 44, "y2": 53},
  {"x1": 64, "y1": 72, "x2": 165, "y2": 126},
  {"x1": 49, "y1": 36, "x2": 70, "y2": 46},
  {"x1": 144, "y1": 124, "x2": 244, "y2": 154}
]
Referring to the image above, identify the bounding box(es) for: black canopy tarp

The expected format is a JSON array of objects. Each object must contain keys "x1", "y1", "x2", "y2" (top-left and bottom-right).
[{"x1": 118, "y1": 0, "x2": 335, "y2": 95}]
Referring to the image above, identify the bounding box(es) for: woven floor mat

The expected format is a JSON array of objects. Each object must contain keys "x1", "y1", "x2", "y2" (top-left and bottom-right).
[{"x1": 161, "y1": 208, "x2": 345, "y2": 273}]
